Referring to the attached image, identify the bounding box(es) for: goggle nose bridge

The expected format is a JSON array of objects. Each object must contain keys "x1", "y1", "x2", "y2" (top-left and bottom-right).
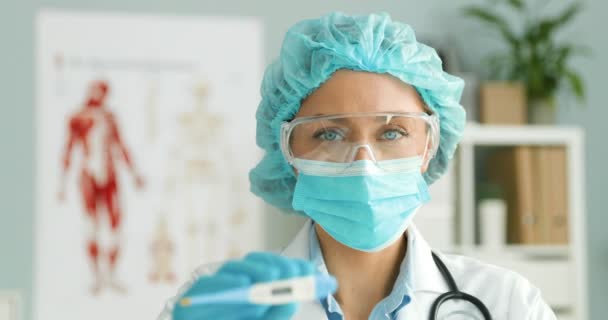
[{"x1": 346, "y1": 144, "x2": 378, "y2": 164}]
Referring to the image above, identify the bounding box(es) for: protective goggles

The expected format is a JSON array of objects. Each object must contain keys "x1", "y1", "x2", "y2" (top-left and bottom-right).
[{"x1": 280, "y1": 112, "x2": 439, "y2": 170}]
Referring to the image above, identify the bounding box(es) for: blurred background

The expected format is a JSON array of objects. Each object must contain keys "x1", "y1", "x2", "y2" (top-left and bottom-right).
[{"x1": 1, "y1": 0, "x2": 606, "y2": 319}]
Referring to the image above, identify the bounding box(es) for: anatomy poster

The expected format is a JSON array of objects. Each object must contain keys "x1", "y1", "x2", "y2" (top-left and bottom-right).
[{"x1": 35, "y1": 10, "x2": 264, "y2": 320}]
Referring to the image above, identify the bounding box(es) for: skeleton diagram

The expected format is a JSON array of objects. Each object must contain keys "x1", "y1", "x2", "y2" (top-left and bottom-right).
[
  {"x1": 58, "y1": 80, "x2": 144, "y2": 295},
  {"x1": 149, "y1": 215, "x2": 175, "y2": 283},
  {"x1": 165, "y1": 81, "x2": 233, "y2": 270}
]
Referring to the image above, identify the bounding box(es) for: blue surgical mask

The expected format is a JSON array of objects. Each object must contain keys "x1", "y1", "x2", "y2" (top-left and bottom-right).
[{"x1": 292, "y1": 156, "x2": 430, "y2": 252}]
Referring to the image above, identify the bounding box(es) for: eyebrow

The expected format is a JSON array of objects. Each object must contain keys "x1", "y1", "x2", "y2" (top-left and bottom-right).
[
  {"x1": 316, "y1": 116, "x2": 399, "y2": 126},
  {"x1": 311, "y1": 110, "x2": 417, "y2": 116}
]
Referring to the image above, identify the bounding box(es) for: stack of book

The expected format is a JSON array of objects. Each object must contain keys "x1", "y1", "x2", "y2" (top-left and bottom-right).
[{"x1": 485, "y1": 146, "x2": 569, "y2": 244}]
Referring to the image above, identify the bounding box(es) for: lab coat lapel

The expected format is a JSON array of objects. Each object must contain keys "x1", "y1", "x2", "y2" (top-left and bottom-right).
[
  {"x1": 280, "y1": 219, "x2": 328, "y2": 319},
  {"x1": 407, "y1": 225, "x2": 450, "y2": 294},
  {"x1": 395, "y1": 225, "x2": 450, "y2": 319},
  {"x1": 280, "y1": 219, "x2": 313, "y2": 260}
]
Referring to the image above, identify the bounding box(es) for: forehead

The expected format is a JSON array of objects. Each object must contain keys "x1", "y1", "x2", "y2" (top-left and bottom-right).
[{"x1": 296, "y1": 69, "x2": 426, "y2": 117}]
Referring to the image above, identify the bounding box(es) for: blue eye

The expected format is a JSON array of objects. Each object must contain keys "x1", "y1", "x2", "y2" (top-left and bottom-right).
[
  {"x1": 382, "y1": 129, "x2": 405, "y2": 141},
  {"x1": 315, "y1": 129, "x2": 344, "y2": 141}
]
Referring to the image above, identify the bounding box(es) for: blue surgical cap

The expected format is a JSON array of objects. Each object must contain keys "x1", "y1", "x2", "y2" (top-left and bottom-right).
[{"x1": 249, "y1": 12, "x2": 465, "y2": 212}]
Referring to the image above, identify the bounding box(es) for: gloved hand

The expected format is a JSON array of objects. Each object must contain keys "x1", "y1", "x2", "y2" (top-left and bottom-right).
[{"x1": 172, "y1": 252, "x2": 317, "y2": 320}]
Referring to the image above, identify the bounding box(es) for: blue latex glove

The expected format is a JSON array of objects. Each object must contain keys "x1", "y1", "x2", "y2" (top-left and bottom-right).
[{"x1": 172, "y1": 252, "x2": 317, "y2": 320}]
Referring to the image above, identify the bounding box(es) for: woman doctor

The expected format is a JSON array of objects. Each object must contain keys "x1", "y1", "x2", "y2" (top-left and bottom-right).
[{"x1": 159, "y1": 12, "x2": 556, "y2": 320}]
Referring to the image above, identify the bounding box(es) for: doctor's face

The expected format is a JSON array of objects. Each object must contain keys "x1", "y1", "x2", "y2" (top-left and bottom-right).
[{"x1": 294, "y1": 69, "x2": 431, "y2": 173}]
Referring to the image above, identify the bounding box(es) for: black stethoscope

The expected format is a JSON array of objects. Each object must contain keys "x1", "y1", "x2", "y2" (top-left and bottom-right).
[{"x1": 429, "y1": 252, "x2": 492, "y2": 320}]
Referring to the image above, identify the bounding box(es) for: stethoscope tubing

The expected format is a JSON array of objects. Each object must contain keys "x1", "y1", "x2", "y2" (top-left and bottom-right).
[{"x1": 429, "y1": 252, "x2": 493, "y2": 320}]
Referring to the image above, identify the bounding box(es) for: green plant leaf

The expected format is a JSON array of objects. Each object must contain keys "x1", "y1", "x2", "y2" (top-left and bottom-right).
[
  {"x1": 463, "y1": 1, "x2": 587, "y2": 105},
  {"x1": 557, "y1": 2, "x2": 582, "y2": 24},
  {"x1": 555, "y1": 45, "x2": 572, "y2": 71},
  {"x1": 564, "y1": 69, "x2": 585, "y2": 100},
  {"x1": 463, "y1": 6, "x2": 519, "y2": 47},
  {"x1": 485, "y1": 53, "x2": 513, "y2": 80},
  {"x1": 507, "y1": 0, "x2": 524, "y2": 10},
  {"x1": 537, "y1": 3, "x2": 582, "y2": 42}
]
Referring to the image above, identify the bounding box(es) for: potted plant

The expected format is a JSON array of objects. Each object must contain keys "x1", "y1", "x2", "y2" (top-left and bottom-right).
[{"x1": 463, "y1": 0, "x2": 587, "y2": 124}]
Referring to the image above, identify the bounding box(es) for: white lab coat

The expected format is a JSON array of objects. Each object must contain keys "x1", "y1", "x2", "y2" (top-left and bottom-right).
[{"x1": 158, "y1": 220, "x2": 556, "y2": 320}]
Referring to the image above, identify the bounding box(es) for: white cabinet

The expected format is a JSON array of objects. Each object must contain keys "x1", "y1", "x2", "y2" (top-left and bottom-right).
[{"x1": 451, "y1": 124, "x2": 587, "y2": 319}]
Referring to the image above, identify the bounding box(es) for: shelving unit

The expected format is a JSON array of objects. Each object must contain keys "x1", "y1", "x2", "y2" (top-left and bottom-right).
[
  {"x1": 0, "y1": 290, "x2": 21, "y2": 320},
  {"x1": 450, "y1": 123, "x2": 587, "y2": 320}
]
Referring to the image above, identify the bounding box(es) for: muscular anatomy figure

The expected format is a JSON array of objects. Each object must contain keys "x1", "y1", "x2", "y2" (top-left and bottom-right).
[{"x1": 59, "y1": 80, "x2": 144, "y2": 294}]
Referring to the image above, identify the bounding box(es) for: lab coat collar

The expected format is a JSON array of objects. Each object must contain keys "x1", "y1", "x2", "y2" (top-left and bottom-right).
[
  {"x1": 280, "y1": 219, "x2": 449, "y2": 294},
  {"x1": 406, "y1": 223, "x2": 449, "y2": 294}
]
